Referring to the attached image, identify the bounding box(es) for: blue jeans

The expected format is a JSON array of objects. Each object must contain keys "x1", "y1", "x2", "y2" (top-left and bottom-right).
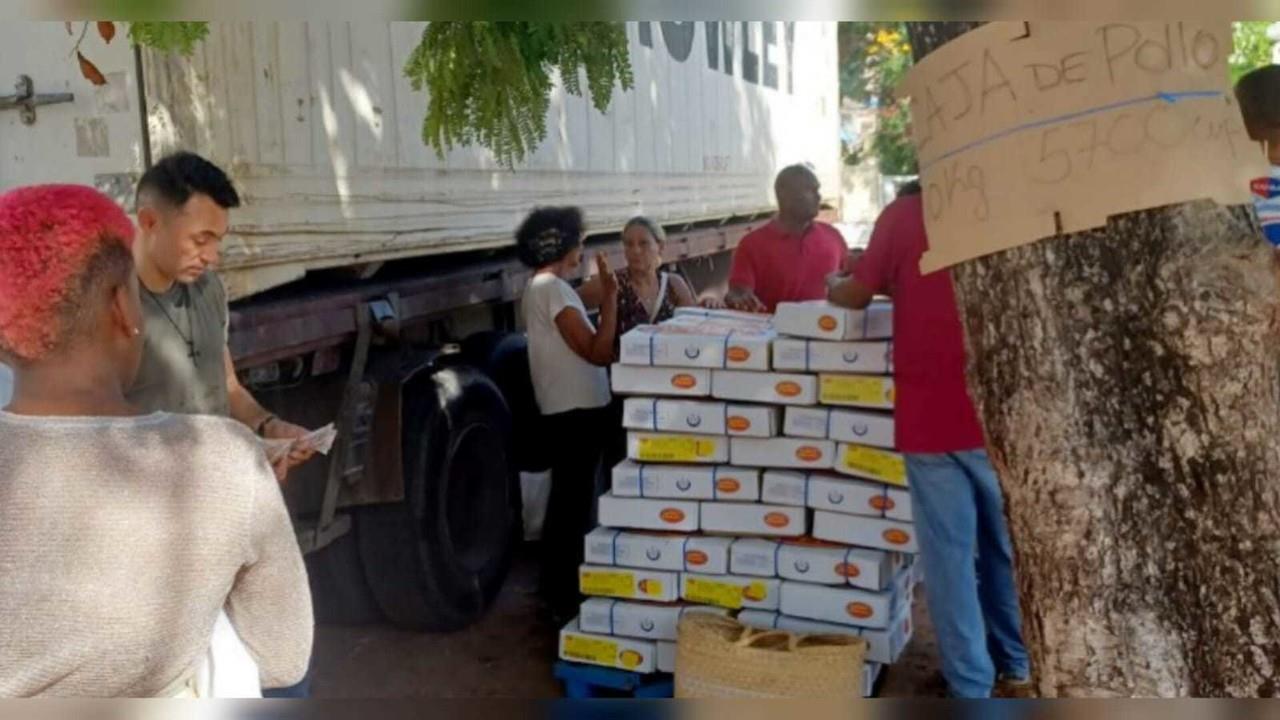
[{"x1": 906, "y1": 449, "x2": 1030, "y2": 698}]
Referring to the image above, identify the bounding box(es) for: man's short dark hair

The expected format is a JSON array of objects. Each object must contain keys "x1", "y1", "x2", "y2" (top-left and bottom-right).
[
  {"x1": 1235, "y1": 65, "x2": 1280, "y2": 140},
  {"x1": 774, "y1": 164, "x2": 818, "y2": 192},
  {"x1": 515, "y1": 206, "x2": 584, "y2": 268},
  {"x1": 136, "y1": 151, "x2": 241, "y2": 210}
]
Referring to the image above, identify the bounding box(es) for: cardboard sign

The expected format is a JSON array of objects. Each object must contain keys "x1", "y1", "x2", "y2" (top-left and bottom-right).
[{"x1": 901, "y1": 21, "x2": 1266, "y2": 272}]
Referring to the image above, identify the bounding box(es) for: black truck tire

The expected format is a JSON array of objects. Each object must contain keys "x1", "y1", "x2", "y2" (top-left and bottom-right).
[
  {"x1": 356, "y1": 365, "x2": 520, "y2": 631},
  {"x1": 459, "y1": 331, "x2": 550, "y2": 473},
  {"x1": 304, "y1": 522, "x2": 385, "y2": 625}
]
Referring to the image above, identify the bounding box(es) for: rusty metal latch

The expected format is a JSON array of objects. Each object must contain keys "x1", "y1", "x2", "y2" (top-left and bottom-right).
[{"x1": 0, "y1": 75, "x2": 74, "y2": 125}]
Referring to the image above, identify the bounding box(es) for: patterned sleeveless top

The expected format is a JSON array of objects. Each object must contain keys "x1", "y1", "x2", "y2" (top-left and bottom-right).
[{"x1": 614, "y1": 268, "x2": 679, "y2": 355}]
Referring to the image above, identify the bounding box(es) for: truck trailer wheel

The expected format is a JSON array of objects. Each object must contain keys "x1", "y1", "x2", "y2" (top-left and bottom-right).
[
  {"x1": 460, "y1": 331, "x2": 550, "y2": 473},
  {"x1": 356, "y1": 365, "x2": 520, "y2": 631}
]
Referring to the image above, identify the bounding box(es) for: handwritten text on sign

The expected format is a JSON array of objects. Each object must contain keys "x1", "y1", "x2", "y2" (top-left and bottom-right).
[{"x1": 901, "y1": 22, "x2": 1266, "y2": 272}]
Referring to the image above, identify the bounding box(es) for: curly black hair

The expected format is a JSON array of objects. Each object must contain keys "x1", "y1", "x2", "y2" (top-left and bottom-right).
[{"x1": 515, "y1": 206, "x2": 584, "y2": 268}]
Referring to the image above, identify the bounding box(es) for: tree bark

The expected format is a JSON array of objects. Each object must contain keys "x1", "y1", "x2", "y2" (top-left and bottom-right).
[{"x1": 908, "y1": 23, "x2": 1280, "y2": 697}]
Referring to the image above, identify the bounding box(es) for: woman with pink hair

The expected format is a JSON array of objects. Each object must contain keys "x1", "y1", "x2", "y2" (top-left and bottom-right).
[{"x1": 0, "y1": 185, "x2": 312, "y2": 697}]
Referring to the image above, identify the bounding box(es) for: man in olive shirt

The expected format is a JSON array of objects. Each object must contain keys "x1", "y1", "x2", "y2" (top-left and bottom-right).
[{"x1": 128, "y1": 151, "x2": 316, "y2": 479}]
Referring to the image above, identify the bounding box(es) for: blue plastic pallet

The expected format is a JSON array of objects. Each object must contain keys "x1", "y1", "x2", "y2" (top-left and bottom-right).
[{"x1": 554, "y1": 660, "x2": 675, "y2": 699}]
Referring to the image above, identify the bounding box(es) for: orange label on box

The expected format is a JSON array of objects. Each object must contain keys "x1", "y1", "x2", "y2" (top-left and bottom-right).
[
  {"x1": 818, "y1": 315, "x2": 839, "y2": 331},
  {"x1": 742, "y1": 582, "x2": 769, "y2": 602},
  {"x1": 660, "y1": 508, "x2": 687, "y2": 524},
  {"x1": 795, "y1": 446, "x2": 824, "y2": 462},
  {"x1": 726, "y1": 416, "x2": 751, "y2": 432},
  {"x1": 869, "y1": 495, "x2": 896, "y2": 511},
  {"x1": 776, "y1": 381, "x2": 803, "y2": 397},
  {"x1": 619, "y1": 650, "x2": 645, "y2": 669},
  {"x1": 637, "y1": 578, "x2": 665, "y2": 597},
  {"x1": 836, "y1": 562, "x2": 862, "y2": 578},
  {"x1": 726, "y1": 346, "x2": 751, "y2": 362},
  {"x1": 764, "y1": 512, "x2": 792, "y2": 528},
  {"x1": 846, "y1": 602, "x2": 874, "y2": 619},
  {"x1": 671, "y1": 374, "x2": 699, "y2": 389},
  {"x1": 883, "y1": 528, "x2": 911, "y2": 545},
  {"x1": 716, "y1": 477, "x2": 742, "y2": 493},
  {"x1": 685, "y1": 550, "x2": 709, "y2": 566}
]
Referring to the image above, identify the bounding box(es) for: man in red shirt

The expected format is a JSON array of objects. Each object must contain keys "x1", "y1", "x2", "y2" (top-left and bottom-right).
[
  {"x1": 829, "y1": 183, "x2": 1030, "y2": 698},
  {"x1": 726, "y1": 165, "x2": 849, "y2": 313}
]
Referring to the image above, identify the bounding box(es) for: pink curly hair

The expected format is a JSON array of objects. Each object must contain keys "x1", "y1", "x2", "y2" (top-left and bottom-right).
[{"x1": 0, "y1": 184, "x2": 135, "y2": 362}]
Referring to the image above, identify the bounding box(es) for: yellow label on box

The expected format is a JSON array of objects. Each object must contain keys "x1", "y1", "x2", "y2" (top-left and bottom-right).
[
  {"x1": 563, "y1": 634, "x2": 621, "y2": 667},
  {"x1": 843, "y1": 446, "x2": 908, "y2": 486},
  {"x1": 636, "y1": 436, "x2": 720, "y2": 462},
  {"x1": 684, "y1": 577, "x2": 744, "y2": 609},
  {"x1": 580, "y1": 570, "x2": 636, "y2": 598},
  {"x1": 638, "y1": 579, "x2": 665, "y2": 598},
  {"x1": 820, "y1": 376, "x2": 893, "y2": 407}
]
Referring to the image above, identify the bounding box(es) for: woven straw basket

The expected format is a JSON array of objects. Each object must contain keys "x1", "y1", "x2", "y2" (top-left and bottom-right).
[{"x1": 675, "y1": 613, "x2": 868, "y2": 699}]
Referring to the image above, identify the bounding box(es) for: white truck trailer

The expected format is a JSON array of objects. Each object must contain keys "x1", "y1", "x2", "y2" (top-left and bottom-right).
[{"x1": 0, "y1": 20, "x2": 841, "y2": 630}]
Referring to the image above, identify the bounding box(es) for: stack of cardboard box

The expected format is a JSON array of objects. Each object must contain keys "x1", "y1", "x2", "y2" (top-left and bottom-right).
[{"x1": 557, "y1": 301, "x2": 916, "y2": 695}]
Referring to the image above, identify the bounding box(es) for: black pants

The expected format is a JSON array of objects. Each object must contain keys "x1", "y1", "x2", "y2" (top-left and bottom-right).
[{"x1": 539, "y1": 405, "x2": 612, "y2": 620}]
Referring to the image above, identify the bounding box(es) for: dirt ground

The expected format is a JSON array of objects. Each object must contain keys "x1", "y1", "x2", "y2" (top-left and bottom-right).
[{"x1": 310, "y1": 548, "x2": 944, "y2": 698}]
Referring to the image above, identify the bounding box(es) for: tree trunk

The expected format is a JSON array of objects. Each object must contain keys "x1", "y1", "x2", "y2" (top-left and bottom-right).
[{"x1": 908, "y1": 23, "x2": 1280, "y2": 697}]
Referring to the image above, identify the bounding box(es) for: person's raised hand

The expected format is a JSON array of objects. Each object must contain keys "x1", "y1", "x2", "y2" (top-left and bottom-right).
[{"x1": 597, "y1": 253, "x2": 618, "y2": 299}]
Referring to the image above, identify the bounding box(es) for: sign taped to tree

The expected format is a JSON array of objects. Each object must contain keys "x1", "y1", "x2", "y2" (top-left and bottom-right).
[{"x1": 902, "y1": 22, "x2": 1268, "y2": 272}]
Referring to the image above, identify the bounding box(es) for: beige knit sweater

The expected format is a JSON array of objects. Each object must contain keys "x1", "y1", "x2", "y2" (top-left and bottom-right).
[{"x1": 0, "y1": 411, "x2": 313, "y2": 697}]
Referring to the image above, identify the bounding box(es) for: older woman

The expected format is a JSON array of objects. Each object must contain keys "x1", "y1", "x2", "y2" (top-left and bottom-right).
[
  {"x1": 0, "y1": 185, "x2": 312, "y2": 697},
  {"x1": 578, "y1": 216, "x2": 718, "y2": 348}
]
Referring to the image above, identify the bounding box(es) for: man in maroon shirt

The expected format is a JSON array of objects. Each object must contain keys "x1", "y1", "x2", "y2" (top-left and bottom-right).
[
  {"x1": 726, "y1": 165, "x2": 849, "y2": 313},
  {"x1": 829, "y1": 182, "x2": 1030, "y2": 698}
]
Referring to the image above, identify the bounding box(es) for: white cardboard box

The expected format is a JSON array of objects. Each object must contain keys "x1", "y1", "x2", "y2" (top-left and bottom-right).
[
  {"x1": 783, "y1": 407, "x2": 896, "y2": 449},
  {"x1": 805, "y1": 474, "x2": 913, "y2": 522},
  {"x1": 700, "y1": 502, "x2": 807, "y2": 538},
  {"x1": 729, "y1": 538, "x2": 781, "y2": 577},
  {"x1": 622, "y1": 397, "x2": 780, "y2": 438},
  {"x1": 711, "y1": 370, "x2": 819, "y2": 406},
  {"x1": 611, "y1": 461, "x2": 761, "y2": 502},
  {"x1": 597, "y1": 494, "x2": 701, "y2": 533},
  {"x1": 818, "y1": 374, "x2": 896, "y2": 410},
  {"x1": 656, "y1": 640, "x2": 677, "y2": 673},
  {"x1": 730, "y1": 437, "x2": 836, "y2": 470},
  {"x1": 833, "y1": 443, "x2": 908, "y2": 487},
  {"x1": 776, "y1": 600, "x2": 914, "y2": 665},
  {"x1": 771, "y1": 338, "x2": 893, "y2": 374},
  {"x1": 579, "y1": 564, "x2": 681, "y2": 602},
  {"x1": 864, "y1": 662, "x2": 882, "y2": 698},
  {"x1": 759, "y1": 470, "x2": 811, "y2": 507},
  {"x1": 680, "y1": 573, "x2": 782, "y2": 611},
  {"x1": 673, "y1": 307, "x2": 775, "y2": 327},
  {"x1": 774, "y1": 300, "x2": 893, "y2": 341},
  {"x1": 777, "y1": 540, "x2": 897, "y2": 591},
  {"x1": 559, "y1": 617, "x2": 658, "y2": 673},
  {"x1": 584, "y1": 528, "x2": 733, "y2": 574},
  {"x1": 578, "y1": 598, "x2": 730, "y2": 641},
  {"x1": 779, "y1": 580, "x2": 896, "y2": 629},
  {"x1": 812, "y1": 511, "x2": 919, "y2": 554},
  {"x1": 736, "y1": 609, "x2": 781, "y2": 629},
  {"x1": 611, "y1": 365, "x2": 712, "y2": 397},
  {"x1": 618, "y1": 322, "x2": 773, "y2": 370},
  {"x1": 627, "y1": 432, "x2": 729, "y2": 465}
]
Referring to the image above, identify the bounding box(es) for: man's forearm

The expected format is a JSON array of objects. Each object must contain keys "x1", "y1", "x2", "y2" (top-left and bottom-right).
[
  {"x1": 828, "y1": 278, "x2": 875, "y2": 310},
  {"x1": 229, "y1": 385, "x2": 273, "y2": 433}
]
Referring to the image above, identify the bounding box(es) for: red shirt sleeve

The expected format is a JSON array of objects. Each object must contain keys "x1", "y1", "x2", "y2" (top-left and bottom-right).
[
  {"x1": 852, "y1": 200, "x2": 901, "y2": 295},
  {"x1": 728, "y1": 235, "x2": 757, "y2": 290}
]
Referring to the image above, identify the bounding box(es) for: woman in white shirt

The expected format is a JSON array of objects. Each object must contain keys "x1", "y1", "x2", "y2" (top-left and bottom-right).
[{"x1": 517, "y1": 206, "x2": 618, "y2": 622}]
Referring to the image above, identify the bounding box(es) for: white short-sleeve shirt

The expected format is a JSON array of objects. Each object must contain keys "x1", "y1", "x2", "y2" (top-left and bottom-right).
[{"x1": 521, "y1": 272, "x2": 611, "y2": 416}]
